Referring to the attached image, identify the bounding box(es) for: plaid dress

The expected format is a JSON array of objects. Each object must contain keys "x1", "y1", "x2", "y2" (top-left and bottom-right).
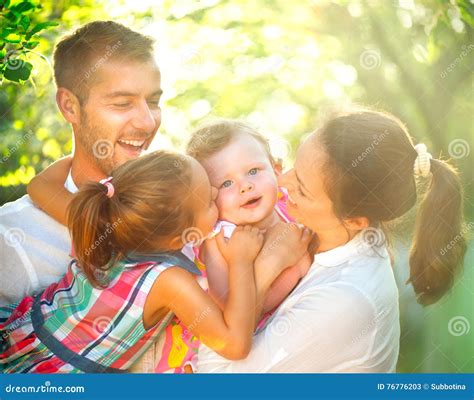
[{"x1": 0, "y1": 250, "x2": 201, "y2": 373}]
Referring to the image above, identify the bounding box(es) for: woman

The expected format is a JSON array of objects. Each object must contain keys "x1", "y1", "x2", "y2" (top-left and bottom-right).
[{"x1": 196, "y1": 107, "x2": 466, "y2": 372}]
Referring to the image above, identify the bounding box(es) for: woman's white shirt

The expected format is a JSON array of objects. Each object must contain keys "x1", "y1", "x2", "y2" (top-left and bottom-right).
[{"x1": 197, "y1": 228, "x2": 400, "y2": 373}]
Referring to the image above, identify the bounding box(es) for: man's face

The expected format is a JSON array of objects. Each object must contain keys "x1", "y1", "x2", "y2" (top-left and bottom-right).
[{"x1": 75, "y1": 59, "x2": 162, "y2": 174}]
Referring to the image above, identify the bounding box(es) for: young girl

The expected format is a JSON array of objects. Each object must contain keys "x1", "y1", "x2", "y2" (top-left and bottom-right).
[
  {"x1": 1, "y1": 151, "x2": 311, "y2": 372},
  {"x1": 186, "y1": 120, "x2": 313, "y2": 312}
]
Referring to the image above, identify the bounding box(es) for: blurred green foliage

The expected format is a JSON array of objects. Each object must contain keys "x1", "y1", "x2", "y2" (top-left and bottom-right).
[
  {"x1": 0, "y1": 0, "x2": 58, "y2": 83},
  {"x1": 0, "y1": 0, "x2": 472, "y2": 372}
]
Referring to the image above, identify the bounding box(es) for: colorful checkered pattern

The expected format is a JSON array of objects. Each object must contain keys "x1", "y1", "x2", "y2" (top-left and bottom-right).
[{"x1": 0, "y1": 251, "x2": 198, "y2": 373}]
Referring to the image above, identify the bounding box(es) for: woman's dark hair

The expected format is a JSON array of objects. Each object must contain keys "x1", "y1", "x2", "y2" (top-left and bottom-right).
[
  {"x1": 67, "y1": 151, "x2": 194, "y2": 286},
  {"x1": 317, "y1": 107, "x2": 466, "y2": 305}
]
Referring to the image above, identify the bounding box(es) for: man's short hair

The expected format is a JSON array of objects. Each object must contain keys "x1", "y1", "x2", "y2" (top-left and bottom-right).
[{"x1": 53, "y1": 20, "x2": 155, "y2": 102}]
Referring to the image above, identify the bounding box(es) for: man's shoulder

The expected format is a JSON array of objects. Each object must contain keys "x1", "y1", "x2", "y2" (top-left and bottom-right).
[
  {"x1": 0, "y1": 194, "x2": 36, "y2": 215},
  {"x1": 0, "y1": 194, "x2": 65, "y2": 232}
]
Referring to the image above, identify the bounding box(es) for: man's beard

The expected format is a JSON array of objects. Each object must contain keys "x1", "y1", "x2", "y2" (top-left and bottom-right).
[{"x1": 76, "y1": 113, "x2": 117, "y2": 175}]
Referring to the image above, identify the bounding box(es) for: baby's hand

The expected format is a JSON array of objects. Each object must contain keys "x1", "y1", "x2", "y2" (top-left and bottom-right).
[
  {"x1": 215, "y1": 226, "x2": 264, "y2": 266},
  {"x1": 258, "y1": 222, "x2": 312, "y2": 272},
  {"x1": 215, "y1": 225, "x2": 264, "y2": 266}
]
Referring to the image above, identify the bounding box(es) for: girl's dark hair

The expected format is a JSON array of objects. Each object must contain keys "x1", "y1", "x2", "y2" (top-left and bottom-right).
[
  {"x1": 67, "y1": 151, "x2": 193, "y2": 286},
  {"x1": 317, "y1": 107, "x2": 466, "y2": 305}
]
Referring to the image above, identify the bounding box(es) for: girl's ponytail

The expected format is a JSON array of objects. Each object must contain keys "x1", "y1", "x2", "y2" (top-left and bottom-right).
[
  {"x1": 317, "y1": 108, "x2": 467, "y2": 306},
  {"x1": 409, "y1": 158, "x2": 467, "y2": 305},
  {"x1": 66, "y1": 151, "x2": 195, "y2": 287},
  {"x1": 68, "y1": 181, "x2": 117, "y2": 286}
]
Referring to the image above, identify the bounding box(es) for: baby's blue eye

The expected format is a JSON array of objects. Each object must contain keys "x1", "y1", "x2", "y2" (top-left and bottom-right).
[
  {"x1": 221, "y1": 180, "x2": 233, "y2": 188},
  {"x1": 248, "y1": 168, "x2": 258, "y2": 175}
]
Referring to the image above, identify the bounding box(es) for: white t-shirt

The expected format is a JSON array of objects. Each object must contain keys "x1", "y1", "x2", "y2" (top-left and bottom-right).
[
  {"x1": 197, "y1": 228, "x2": 400, "y2": 373},
  {"x1": 0, "y1": 170, "x2": 78, "y2": 305}
]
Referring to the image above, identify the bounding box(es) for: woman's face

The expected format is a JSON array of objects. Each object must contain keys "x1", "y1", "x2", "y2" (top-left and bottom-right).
[{"x1": 278, "y1": 133, "x2": 344, "y2": 234}]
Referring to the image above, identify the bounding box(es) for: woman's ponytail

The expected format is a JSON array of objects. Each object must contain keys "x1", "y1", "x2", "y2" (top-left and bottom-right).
[
  {"x1": 67, "y1": 181, "x2": 117, "y2": 286},
  {"x1": 409, "y1": 159, "x2": 467, "y2": 305}
]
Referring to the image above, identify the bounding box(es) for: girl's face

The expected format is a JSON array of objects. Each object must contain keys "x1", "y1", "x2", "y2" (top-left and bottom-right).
[
  {"x1": 188, "y1": 158, "x2": 219, "y2": 237},
  {"x1": 278, "y1": 133, "x2": 343, "y2": 233},
  {"x1": 202, "y1": 134, "x2": 278, "y2": 226}
]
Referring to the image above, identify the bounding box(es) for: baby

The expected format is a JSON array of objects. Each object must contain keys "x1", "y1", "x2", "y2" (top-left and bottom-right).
[{"x1": 187, "y1": 120, "x2": 311, "y2": 312}]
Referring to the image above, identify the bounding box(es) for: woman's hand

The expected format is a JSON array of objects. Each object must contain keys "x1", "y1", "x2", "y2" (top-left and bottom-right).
[
  {"x1": 253, "y1": 223, "x2": 312, "y2": 316},
  {"x1": 215, "y1": 225, "x2": 264, "y2": 266}
]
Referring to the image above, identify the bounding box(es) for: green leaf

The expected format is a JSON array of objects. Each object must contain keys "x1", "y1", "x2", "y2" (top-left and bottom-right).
[
  {"x1": 19, "y1": 15, "x2": 30, "y2": 32},
  {"x1": 0, "y1": 28, "x2": 17, "y2": 39},
  {"x1": 3, "y1": 33, "x2": 21, "y2": 43},
  {"x1": 23, "y1": 40, "x2": 39, "y2": 49},
  {"x1": 10, "y1": 1, "x2": 36, "y2": 14},
  {"x1": 3, "y1": 11, "x2": 20, "y2": 23},
  {"x1": 457, "y1": 0, "x2": 474, "y2": 28},
  {"x1": 26, "y1": 21, "x2": 59, "y2": 40},
  {"x1": 4, "y1": 60, "x2": 32, "y2": 82}
]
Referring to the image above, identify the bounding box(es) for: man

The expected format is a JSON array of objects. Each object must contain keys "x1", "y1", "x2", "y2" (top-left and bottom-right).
[{"x1": 0, "y1": 21, "x2": 162, "y2": 305}]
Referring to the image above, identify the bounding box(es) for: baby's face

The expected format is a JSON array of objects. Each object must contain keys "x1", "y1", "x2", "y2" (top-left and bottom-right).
[{"x1": 202, "y1": 133, "x2": 278, "y2": 226}]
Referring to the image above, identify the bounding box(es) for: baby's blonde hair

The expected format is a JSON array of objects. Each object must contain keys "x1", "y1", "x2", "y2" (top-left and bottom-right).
[{"x1": 186, "y1": 119, "x2": 275, "y2": 164}]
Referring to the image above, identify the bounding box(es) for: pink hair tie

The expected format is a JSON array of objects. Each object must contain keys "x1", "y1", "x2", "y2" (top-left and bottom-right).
[{"x1": 99, "y1": 177, "x2": 115, "y2": 198}]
